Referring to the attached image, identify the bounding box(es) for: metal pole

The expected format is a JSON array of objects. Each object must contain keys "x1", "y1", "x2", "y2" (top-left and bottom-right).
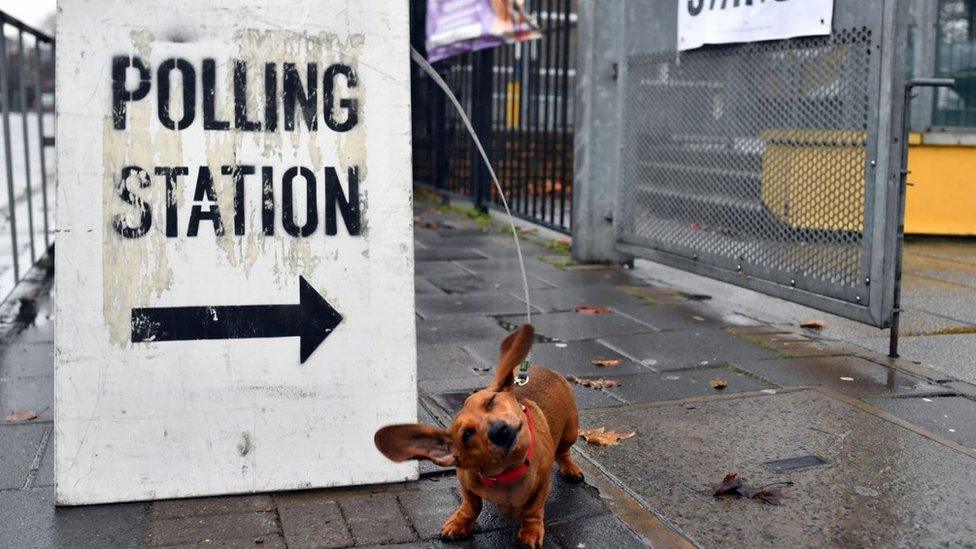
[
  {"x1": 433, "y1": 71, "x2": 446, "y2": 191},
  {"x1": 889, "y1": 78, "x2": 955, "y2": 358},
  {"x1": 33, "y1": 37, "x2": 49, "y2": 248},
  {"x1": 17, "y1": 29, "x2": 35, "y2": 263},
  {"x1": 472, "y1": 49, "x2": 493, "y2": 213},
  {"x1": 0, "y1": 21, "x2": 20, "y2": 281}
]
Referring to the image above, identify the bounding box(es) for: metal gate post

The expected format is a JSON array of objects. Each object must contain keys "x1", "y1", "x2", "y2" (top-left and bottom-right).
[
  {"x1": 571, "y1": 0, "x2": 632, "y2": 263},
  {"x1": 472, "y1": 49, "x2": 493, "y2": 213},
  {"x1": 889, "y1": 78, "x2": 955, "y2": 358},
  {"x1": 432, "y1": 79, "x2": 447, "y2": 191}
]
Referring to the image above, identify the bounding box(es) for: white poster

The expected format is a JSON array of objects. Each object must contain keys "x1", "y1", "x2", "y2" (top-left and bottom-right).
[
  {"x1": 678, "y1": 0, "x2": 834, "y2": 51},
  {"x1": 56, "y1": 0, "x2": 417, "y2": 504}
]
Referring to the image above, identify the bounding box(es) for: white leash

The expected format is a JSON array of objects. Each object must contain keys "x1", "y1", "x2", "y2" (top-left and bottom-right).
[{"x1": 410, "y1": 47, "x2": 533, "y2": 324}]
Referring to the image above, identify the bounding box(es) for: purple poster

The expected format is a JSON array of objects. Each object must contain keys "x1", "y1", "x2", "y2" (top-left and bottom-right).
[{"x1": 426, "y1": 0, "x2": 540, "y2": 62}]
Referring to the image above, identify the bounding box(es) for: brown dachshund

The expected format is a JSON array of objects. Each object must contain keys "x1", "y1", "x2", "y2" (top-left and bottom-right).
[{"x1": 374, "y1": 324, "x2": 583, "y2": 548}]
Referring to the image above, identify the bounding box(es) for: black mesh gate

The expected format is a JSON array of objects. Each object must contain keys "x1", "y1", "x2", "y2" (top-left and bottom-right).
[{"x1": 410, "y1": 0, "x2": 577, "y2": 234}]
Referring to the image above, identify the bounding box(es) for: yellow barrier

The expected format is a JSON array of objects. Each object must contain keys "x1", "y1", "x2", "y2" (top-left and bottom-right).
[
  {"x1": 760, "y1": 130, "x2": 867, "y2": 232},
  {"x1": 905, "y1": 140, "x2": 976, "y2": 236}
]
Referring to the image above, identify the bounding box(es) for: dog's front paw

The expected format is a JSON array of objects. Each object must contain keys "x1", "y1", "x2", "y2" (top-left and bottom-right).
[
  {"x1": 517, "y1": 524, "x2": 544, "y2": 548},
  {"x1": 558, "y1": 463, "x2": 585, "y2": 483},
  {"x1": 440, "y1": 512, "x2": 476, "y2": 541}
]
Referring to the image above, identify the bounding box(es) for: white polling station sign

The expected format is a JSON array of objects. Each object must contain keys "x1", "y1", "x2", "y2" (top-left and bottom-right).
[
  {"x1": 55, "y1": 0, "x2": 417, "y2": 504},
  {"x1": 678, "y1": 0, "x2": 834, "y2": 51}
]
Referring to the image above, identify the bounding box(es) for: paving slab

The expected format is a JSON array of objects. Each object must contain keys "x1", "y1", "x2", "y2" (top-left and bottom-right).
[
  {"x1": 600, "y1": 330, "x2": 780, "y2": 371},
  {"x1": 338, "y1": 493, "x2": 418, "y2": 545},
  {"x1": 414, "y1": 261, "x2": 469, "y2": 277},
  {"x1": 471, "y1": 240, "x2": 551, "y2": 259},
  {"x1": 415, "y1": 276, "x2": 446, "y2": 295},
  {"x1": 416, "y1": 317, "x2": 509, "y2": 346},
  {"x1": 427, "y1": 379, "x2": 623, "y2": 414},
  {"x1": 53, "y1": 498, "x2": 151, "y2": 549},
  {"x1": 511, "y1": 286, "x2": 649, "y2": 313},
  {"x1": 147, "y1": 511, "x2": 279, "y2": 546},
  {"x1": 531, "y1": 269, "x2": 645, "y2": 288},
  {"x1": 0, "y1": 375, "x2": 54, "y2": 421},
  {"x1": 11, "y1": 319, "x2": 54, "y2": 345},
  {"x1": 464, "y1": 339, "x2": 648, "y2": 377},
  {"x1": 0, "y1": 488, "x2": 53, "y2": 548},
  {"x1": 599, "y1": 367, "x2": 774, "y2": 405},
  {"x1": 548, "y1": 512, "x2": 648, "y2": 549},
  {"x1": 0, "y1": 341, "x2": 55, "y2": 379},
  {"x1": 735, "y1": 356, "x2": 948, "y2": 398},
  {"x1": 610, "y1": 302, "x2": 722, "y2": 332},
  {"x1": 418, "y1": 344, "x2": 491, "y2": 382},
  {"x1": 850, "y1": 333, "x2": 976, "y2": 385},
  {"x1": 498, "y1": 311, "x2": 656, "y2": 342},
  {"x1": 946, "y1": 380, "x2": 976, "y2": 398},
  {"x1": 397, "y1": 485, "x2": 459, "y2": 540},
  {"x1": 416, "y1": 292, "x2": 538, "y2": 319},
  {"x1": 278, "y1": 500, "x2": 353, "y2": 549},
  {"x1": 866, "y1": 395, "x2": 976, "y2": 449},
  {"x1": 152, "y1": 495, "x2": 274, "y2": 519},
  {"x1": 34, "y1": 431, "x2": 54, "y2": 488},
  {"x1": 740, "y1": 333, "x2": 848, "y2": 358},
  {"x1": 415, "y1": 248, "x2": 489, "y2": 262},
  {"x1": 426, "y1": 272, "x2": 553, "y2": 294},
  {"x1": 436, "y1": 227, "x2": 493, "y2": 238},
  {"x1": 0, "y1": 422, "x2": 47, "y2": 490},
  {"x1": 453, "y1": 257, "x2": 561, "y2": 275},
  {"x1": 579, "y1": 389, "x2": 976, "y2": 547}
]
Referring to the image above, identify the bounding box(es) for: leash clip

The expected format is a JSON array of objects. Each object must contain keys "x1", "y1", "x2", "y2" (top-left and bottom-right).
[{"x1": 514, "y1": 360, "x2": 530, "y2": 386}]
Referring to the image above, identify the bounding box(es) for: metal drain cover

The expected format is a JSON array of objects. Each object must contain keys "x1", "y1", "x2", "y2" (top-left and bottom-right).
[{"x1": 765, "y1": 455, "x2": 828, "y2": 473}]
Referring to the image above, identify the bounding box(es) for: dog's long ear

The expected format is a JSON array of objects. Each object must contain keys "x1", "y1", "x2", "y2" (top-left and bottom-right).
[
  {"x1": 489, "y1": 323, "x2": 535, "y2": 392},
  {"x1": 374, "y1": 424, "x2": 456, "y2": 467}
]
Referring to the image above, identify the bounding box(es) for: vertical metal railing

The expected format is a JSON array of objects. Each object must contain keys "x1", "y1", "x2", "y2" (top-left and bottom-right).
[
  {"x1": 409, "y1": 0, "x2": 577, "y2": 234},
  {"x1": 0, "y1": 11, "x2": 55, "y2": 301}
]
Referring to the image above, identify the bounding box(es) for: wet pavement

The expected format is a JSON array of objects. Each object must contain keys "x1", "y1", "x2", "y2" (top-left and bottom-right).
[
  {"x1": 2, "y1": 194, "x2": 976, "y2": 547},
  {"x1": 635, "y1": 235, "x2": 976, "y2": 385}
]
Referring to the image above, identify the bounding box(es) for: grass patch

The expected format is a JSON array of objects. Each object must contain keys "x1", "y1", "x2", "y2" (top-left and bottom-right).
[{"x1": 545, "y1": 238, "x2": 572, "y2": 256}]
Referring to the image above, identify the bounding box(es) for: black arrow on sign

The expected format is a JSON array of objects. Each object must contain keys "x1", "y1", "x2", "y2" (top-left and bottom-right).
[{"x1": 131, "y1": 276, "x2": 342, "y2": 364}]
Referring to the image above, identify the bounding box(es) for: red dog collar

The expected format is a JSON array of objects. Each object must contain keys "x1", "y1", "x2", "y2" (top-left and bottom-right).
[{"x1": 478, "y1": 404, "x2": 535, "y2": 488}]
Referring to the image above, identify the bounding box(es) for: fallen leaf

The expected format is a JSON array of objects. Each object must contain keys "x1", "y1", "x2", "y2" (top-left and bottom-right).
[
  {"x1": 579, "y1": 427, "x2": 636, "y2": 446},
  {"x1": 712, "y1": 474, "x2": 792, "y2": 505},
  {"x1": 4, "y1": 410, "x2": 38, "y2": 422},
  {"x1": 709, "y1": 378, "x2": 728, "y2": 390},
  {"x1": 746, "y1": 488, "x2": 785, "y2": 505},
  {"x1": 800, "y1": 319, "x2": 827, "y2": 330},
  {"x1": 591, "y1": 358, "x2": 621, "y2": 368},
  {"x1": 570, "y1": 376, "x2": 621, "y2": 389},
  {"x1": 413, "y1": 217, "x2": 441, "y2": 229},
  {"x1": 713, "y1": 473, "x2": 743, "y2": 497},
  {"x1": 575, "y1": 305, "x2": 611, "y2": 315}
]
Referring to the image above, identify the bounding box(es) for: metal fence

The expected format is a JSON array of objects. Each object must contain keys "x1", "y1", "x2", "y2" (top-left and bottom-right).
[
  {"x1": 0, "y1": 11, "x2": 55, "y2": 302},
  {"x1": 611, "y1": 0, "x2": 908, "y2": 327},
  {"x1": 932, "y1": 0, "x2": 976, "y2": 127},
  {"x1": 410, "y1": 0, "x2": 577, "y2": 233}
]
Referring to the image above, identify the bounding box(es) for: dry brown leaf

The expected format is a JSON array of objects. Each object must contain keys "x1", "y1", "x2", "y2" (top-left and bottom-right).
[
  {"x1": 712, "y1": 473, "x2": 743, "y2": 497},
  {"x1": 4, "y1": 410, "x2": 38, "y2": 422},
  {"x1": 570, "y1": 376, "x2": 621, "y2": 389},
  {"x1": 579, "y1": 427, "x2": 636, "y2": 446},
  {"x1": 591, "y1": 358, "x2": 621, "y2": 368},
  {"x1": 709, "y1": 378, "x2": 728, "y2": 390},
  {"x1": 800, "y1": 319, "x2": 827, "y2": 330},
  {"x1": 712, "y1": 473, "x2": 792, "y2": 505},
  {"x1": 575, "y1": 305, "x2": 611, "y2": 315}
]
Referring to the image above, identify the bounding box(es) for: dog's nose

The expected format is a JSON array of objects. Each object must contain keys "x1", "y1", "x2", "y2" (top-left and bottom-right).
[{"x1": 487, "y1": 421, "x2": 518, "y2": 449}]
